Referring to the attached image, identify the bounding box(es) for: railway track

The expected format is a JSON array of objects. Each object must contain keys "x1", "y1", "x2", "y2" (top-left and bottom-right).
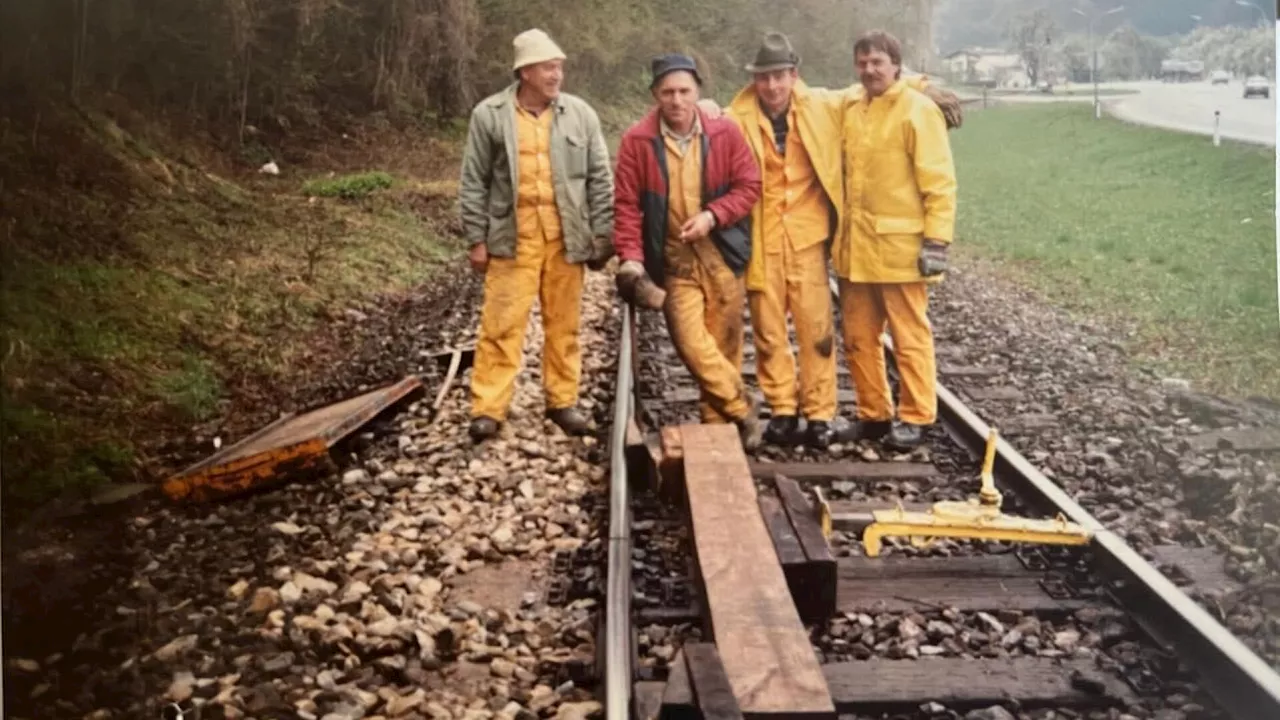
[{"x1": 600, "y1": 283, "x2": 1280, "y2": 720}]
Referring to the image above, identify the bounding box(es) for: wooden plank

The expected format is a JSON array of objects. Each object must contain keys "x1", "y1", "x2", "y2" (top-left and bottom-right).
[
  {"x1": 838, "y1": 572, "x2": 1114, "y2": 614},
  {"x1": 162, "y1": 376, "x2": 423, "y2": 502},
  {"x1": 960, "y1": 386, "x2": 1025, "y2": 401},
  {"x1": 829, "y1": 501, "x2": 930, "y2": 533},
  {"x1": 660, "y1": 649, "x2": 697, "y2": 720},
  {"x1": 1148, "y1": 546, "x2": 1242, "y2": 595},
  {"x1": 684, "y1": 643, "x2": 744, "y2": 720},
  {"x1": 840, "y1": 554, "x2": 1037, "y2": 580},
  {"x1": 626, "y1": 419, "x2": 659, "y2": 492},
  {"x1": 665, "y1": 388, "x2": 858, "y2": 405},
  {"x1": 660, "y1": 425, "x2": 687, "y2": 504},
  {"x1": 823, "y1": 658, "x2": 1133, "y2": 711},
  {"x1": 635, "y1": 681, "x2": 667, "y2": 720},
  {"x1": 749, "y1": 461, "x2": 939, "y2": 482},
  {"x1": 938, "y1": 364, "x2": 1003, "y2": 378},
  {"x1": 743, "y1": 361, "x2": 849, "y2": 377},
  {"x1": 681, "y1": 424, "x2": 836, "y2": 720},
  {"x1": 759, "y1": 494, "x2": 828, "y2": 624},
  {"x1": 1185, "y1": 427, "x2": 1280, "y2": 453},
  {"x1": 773, "y1": 476, "x2": 836, "y2": 622}
]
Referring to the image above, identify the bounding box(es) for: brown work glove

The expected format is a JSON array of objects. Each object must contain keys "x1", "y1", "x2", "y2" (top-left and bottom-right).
[
  {"x1": 616, "y1": 260, "x2": 666, "y2": 311},
  {"x1": 586, "y1": 236, "x2": 614, "y2": 272},
  {"x1": 921, "y1": 83, "x2": 963, "y2": 130}
]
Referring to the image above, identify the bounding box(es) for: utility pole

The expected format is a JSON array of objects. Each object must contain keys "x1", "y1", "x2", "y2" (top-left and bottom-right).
[
  {"x1": 1073, "y1": 4, "x2": 1125, "y2": 119},
  {"x1": 1236, "y1": 0, "x2": 1268, "y2": 28}
]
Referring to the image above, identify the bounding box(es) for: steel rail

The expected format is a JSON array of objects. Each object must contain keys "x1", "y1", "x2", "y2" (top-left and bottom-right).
[
  {"x1": 605, "y1": 305, "x2": 635, "y2": 720},
  {"x1": 824, "y1": 277, "x2": 1280, "y2": 720}
]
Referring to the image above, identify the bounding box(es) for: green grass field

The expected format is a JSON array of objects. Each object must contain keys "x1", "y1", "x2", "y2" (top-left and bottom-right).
[{"x1": 950, "y1": 103, "x2": 1279, "y2": 399}]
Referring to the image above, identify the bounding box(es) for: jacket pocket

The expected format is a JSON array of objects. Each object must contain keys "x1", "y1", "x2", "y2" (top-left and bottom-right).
[
  {"x1": 563, "y1": 134, "x2": 589, "y2": 180},
  {"x1": 873, "y1": 215, "x2": 924, "y2": 236}
]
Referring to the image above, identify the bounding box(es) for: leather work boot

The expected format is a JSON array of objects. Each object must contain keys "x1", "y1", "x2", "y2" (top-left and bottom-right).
[
  {"x1": 845, "y1": 419, "x2": 891, "y2": 443},
  {"x1": 546, "y1": 407, "x2": 591, "y2": 436},
  {"x1": 469, "y1": 416, "x2": 501, "y2": 442},
  {"x1": 762, "y1": 415, "x2": 799, "y2": 446},
  {"x1": 883, "y1": 422, "x2": 926, "y2": 453},
  {"x1": 805, "y1": 420, "x2": 836, "y2": 450}
]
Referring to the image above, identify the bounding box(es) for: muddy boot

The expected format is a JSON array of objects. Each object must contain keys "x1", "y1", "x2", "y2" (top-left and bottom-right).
[
  {"x1": 883, "y1": 422, "x2": 926, "y2": 453},
  {"x1": 469, "y1": 416, "x2": 501, "y2": 442},
  {"x1": 546, "y1": 407, "x2": 590, "y2": 436},
  {"x1": 842, "y1": 419, "x2": 891, "y2": 443},
  {"x1": 763, "y1": 415, "x2": 799, "y2": 446},
  {"x1": 805, "y1": 420, "x2": 836, "y2": 450}
]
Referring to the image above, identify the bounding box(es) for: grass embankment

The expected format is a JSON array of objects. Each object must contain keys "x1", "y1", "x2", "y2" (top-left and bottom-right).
[
  {"x1": 0, "y1": 99, "x2": 467, "y2": 513},
  {"x1": 951, "y1": 103, "x2": 1279, "y2": 399}
]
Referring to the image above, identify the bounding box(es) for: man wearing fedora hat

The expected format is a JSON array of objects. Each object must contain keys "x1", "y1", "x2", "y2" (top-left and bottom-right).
[
  {"x1": 724, "y1": 31, "x2": 844, "y2": 450},
  {"x1": 458, "y1": 28, "x2": 615, "y2": 442},
  {"x1": 613, "y1": 54, "x2": 765, "y2": 448}
]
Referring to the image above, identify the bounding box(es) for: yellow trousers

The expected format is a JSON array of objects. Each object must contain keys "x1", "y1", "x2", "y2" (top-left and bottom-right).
[
  {"x1": 838, "y1": 280, "x2": 936, "y2": 425},
  {"x1": 664, "y1": 250, "x2": 750, "y2": 424},
  {"x1": 747, "y1": 242, "x2": 837, "y2": 421},
  {"x1": 470, "y1": 233, "x2": 584, "y2": 421}
]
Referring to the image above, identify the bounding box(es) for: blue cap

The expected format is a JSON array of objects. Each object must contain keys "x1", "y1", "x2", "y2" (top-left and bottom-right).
[{"x1": 650, "y1": 53, "x2": 703, "y2": 89}]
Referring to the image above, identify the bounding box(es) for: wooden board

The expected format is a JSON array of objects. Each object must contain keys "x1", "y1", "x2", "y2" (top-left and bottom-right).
[
  {"x1": 829, "y1": 501, "x2": 930, "y2": 533},
  {"x1": 1185, "y1": 427, "x2": 1280, "y2": 453},
  {"x1": 635, "y1": 681, "x2": 667, "y2": 720},
  {"x1": 660, "y1": 425, "x2": 687, "y2": 504},
  {"x1": 684, "y1": 643, "x2": 744, "y2": 720},
  {"x1": 1147, "y1": 546, "x2": 1241, "y2": 595},
  {"x1": 749, "y1": 461, "x2": 939, "y2": 482},
  {"x1": 742, "y1": 361, "x2": 849, "y2": 377},
  {"x1": 823, "y1": 658, "x2": 1133, "y2": 711},
  {"x1": 774, "y1": 476, "x2": 836, "y2": 622},
  {"x1": 681, "y1": 424, "x2": 836, "y2": 720},
  {"x1": 759, "y1": 494, "x2": 830, "y2": 624},
  {"x1": 664, "y1": 389, "x2": 857, "y2": 405},
  {"x1": 938, "y1": 364, "x2": 1004, "y2": 378},
  {"x1": 960, "y1": 386, "x2": 1025, "y2": 401},
  {"x1": 162, "y1": 376, "x2": 422, "y2": 502},
  {"x1": 837, "y1": 560, "x2": 1116, "y2": 615},
  {"x1": 660, "y1": 649, "x2": 697, "y2": 720}
]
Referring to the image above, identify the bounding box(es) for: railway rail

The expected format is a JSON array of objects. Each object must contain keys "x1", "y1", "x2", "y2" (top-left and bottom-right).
[{"x1": 600, "y1": 282, "x2": 1280, "y2": 720}]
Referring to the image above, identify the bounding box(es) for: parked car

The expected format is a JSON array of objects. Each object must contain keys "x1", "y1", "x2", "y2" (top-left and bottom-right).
[
  {"x1": 1243, "y1": 75, "x2": 1271, "y2": 99},
  {"x1": 1210, "y1": 70, "x2": 1231, "y2": 85}
]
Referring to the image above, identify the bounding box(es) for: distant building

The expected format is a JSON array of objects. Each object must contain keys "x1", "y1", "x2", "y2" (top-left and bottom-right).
[
  {"x1": 942, "y1": 48, "x2": 1032, "y2": 88},
  {"x1": 1160, "y1": 59, "x2": 1206, "y2": 83}
]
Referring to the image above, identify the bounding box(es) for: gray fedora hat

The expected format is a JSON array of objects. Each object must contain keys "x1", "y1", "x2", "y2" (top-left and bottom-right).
[{"x1": 745, "y1": 31, "x2": 801, "y2": 73}]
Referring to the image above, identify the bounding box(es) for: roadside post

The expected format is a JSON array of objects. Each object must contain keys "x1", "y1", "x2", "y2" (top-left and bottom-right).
[{"x1": 1213, "y1": 110, "x2": 1221, "y2": 146}]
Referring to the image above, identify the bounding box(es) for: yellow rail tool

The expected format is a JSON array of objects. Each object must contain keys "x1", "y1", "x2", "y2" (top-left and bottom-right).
[{"x1": 861, "y1": 428, "x2": 1093, "y2": 557}]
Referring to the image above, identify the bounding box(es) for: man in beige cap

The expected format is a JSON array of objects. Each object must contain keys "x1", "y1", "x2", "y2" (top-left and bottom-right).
[{"x1": 458, "y1": 29, "x2": 615, "y2": 442}]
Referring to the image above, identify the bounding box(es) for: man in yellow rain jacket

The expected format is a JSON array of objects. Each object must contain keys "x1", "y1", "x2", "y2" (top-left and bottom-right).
[
  {"x1": 724, "y1": 32, "x2": 844, "y2": 449},
  {"x1": 835, "y1": 30, "x2": 957, "y2": 453},
  {"x1": 458, "y1": 29, "x2": 615, "y2": 442},
  {"x1": 719, "y1": 32, "x2": 962, "y2": 450}
]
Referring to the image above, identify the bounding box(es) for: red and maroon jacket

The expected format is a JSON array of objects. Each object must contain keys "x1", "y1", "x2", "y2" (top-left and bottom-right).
[{"x1": 612, "y1": 107, "x2": 762, "y2": 286}]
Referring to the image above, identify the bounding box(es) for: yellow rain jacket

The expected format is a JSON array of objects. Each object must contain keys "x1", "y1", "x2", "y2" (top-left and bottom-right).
[
  {"x1": 727, "y1": 80, "x2": 844, "y2": 292},
  {"x1": 835, "y1": 78, "x2": 956, "y2": 284}
]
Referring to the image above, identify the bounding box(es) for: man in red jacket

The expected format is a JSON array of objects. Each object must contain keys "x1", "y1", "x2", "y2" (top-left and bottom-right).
[{"x1": 613, "y1": 54, "x2": 764, "y2": 448}]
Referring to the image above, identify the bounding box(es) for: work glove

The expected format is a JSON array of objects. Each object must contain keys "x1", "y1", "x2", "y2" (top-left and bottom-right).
[
  {"x1": 616, "y1": 260, "x2": 666, "y2": 311},
  {"x1": 918, "y1": 240, "x2": 949, "y2": 277},
  {"x1": 586, "y1": 237, "x2": 614, "y2": 272},
  {"x1": 921, "y1": 84, "x2": 963, "y2": 130}
]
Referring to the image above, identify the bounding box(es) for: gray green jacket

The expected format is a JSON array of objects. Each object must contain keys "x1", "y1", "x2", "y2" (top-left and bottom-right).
[{"x1": 458, "y1": 84, "x2": 614, "y2": 263}]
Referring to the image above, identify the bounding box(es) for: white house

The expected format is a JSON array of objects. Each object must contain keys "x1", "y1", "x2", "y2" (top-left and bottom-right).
[{"x1": 942, "y1": 48, "x2": 1033, "y2": 88}]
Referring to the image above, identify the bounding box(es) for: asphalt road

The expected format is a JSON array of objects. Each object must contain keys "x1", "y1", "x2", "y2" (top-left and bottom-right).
[
  {"x1": 963, "y1": 80, "x2": 1277, "y2": 147},
  {"x1": 1104, "y1": 80, "x2": 1276, "y2": 147}
]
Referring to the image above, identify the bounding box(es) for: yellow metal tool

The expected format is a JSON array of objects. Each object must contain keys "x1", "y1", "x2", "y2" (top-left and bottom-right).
[
  {"x1": 861, "y1": 428, "x2": 1092, "y2": 557},
  {"x1": 813, "y1": 486, "x2": 832, "y2": 540}
]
